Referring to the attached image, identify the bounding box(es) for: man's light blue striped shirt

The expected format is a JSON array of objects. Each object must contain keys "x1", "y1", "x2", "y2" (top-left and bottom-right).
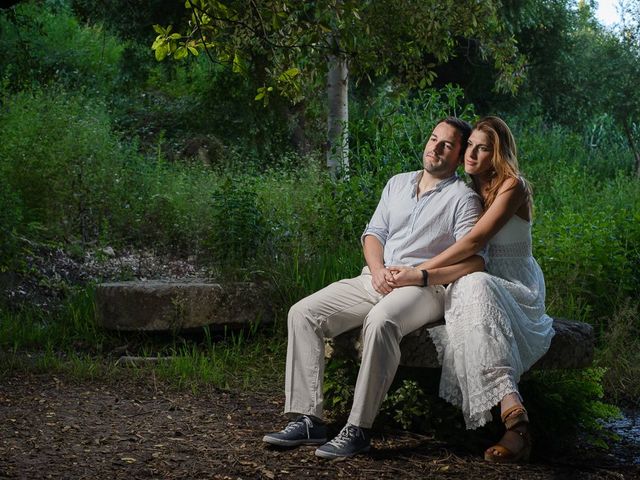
[{"x1": 361, "y1": 171, "x2": 484, "y2": 267}]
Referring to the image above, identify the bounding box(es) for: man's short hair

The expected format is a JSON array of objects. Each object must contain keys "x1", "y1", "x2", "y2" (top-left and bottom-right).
[{"x1": 438, "y1": 116, "x2": 472, "y2": 152}]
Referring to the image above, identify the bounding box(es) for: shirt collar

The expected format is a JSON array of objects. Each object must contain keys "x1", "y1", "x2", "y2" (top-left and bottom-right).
[{"x1": 411, "y1": 171, "x2": 459, "y2": 197}]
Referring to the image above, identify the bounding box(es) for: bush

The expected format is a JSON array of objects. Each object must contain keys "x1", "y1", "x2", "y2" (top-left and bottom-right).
[
  {"x1": 0, "y1": 88, "x2": 132, "y2": 242},
  {"x1": 0, "y1": 181, "x2": 23, "y2": 272},
  {"x1": 597, "y1": 302, "x2": 640, "y2": 406},
  {"x1": 0, "y1": 1, "x2": 123, "y2": 94},
  {"x1": 514, "y1": 122, "x2": 640, "y2": 323},
  {"x1": 350, "y1": 84, "x2": 476, "y2": 179},
  {"x1": 204, "y1": 175, "x2": 267, "y2": 268},
  {"x1": 520, "y1": 368, "x2": 620, "y2": 451}
]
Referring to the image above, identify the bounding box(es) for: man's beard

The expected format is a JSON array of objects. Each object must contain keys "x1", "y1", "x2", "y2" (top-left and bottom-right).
[{"x1": 424, "y1": 154, "x2": 450, "y2": 175}]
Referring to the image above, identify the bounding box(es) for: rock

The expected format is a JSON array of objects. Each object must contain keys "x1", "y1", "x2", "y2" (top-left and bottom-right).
[
  {"x1": 325, "y1": 317, "x2": 594, "y2": 370},
  {"x1": 95, "y1": 281, "x2": 272, "y2": 331}
]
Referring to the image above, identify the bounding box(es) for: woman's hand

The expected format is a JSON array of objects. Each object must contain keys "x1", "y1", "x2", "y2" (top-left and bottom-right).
[{"x1": 387, "y1": 266, "x2": 424, "y2": 287}]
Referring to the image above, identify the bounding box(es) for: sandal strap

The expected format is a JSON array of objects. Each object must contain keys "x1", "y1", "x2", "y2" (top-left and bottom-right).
[{"x1": 501, "y1": 406, "x2": 529, "y2": 430}]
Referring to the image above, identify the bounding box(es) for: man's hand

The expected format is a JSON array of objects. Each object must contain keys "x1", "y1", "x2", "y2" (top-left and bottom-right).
[
  {"x1": 371, "y1": 267, "x2": 395, "y2": 295},
  {"x1": 387, "y1": 266, "x2": 423, "y2": 288}
]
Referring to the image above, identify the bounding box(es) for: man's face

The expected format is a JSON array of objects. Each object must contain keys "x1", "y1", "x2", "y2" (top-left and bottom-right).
[{"x1": 422, "y1": 122, "x2": 463, "y2": 177}]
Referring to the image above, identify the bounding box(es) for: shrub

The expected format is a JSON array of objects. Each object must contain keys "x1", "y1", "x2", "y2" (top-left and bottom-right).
[
  {"x1": 520, "y1": 368, "x2": 620, "y2": 451},
  {"x1": 0, "y1": 88, "x2": 133, "y2": 242},
  {"x1": 0, "y1": 1, "x2": 123, "y2": 94},
  {"x1": 492, "y1": 121, "x2": 640, "y2": 327},
  {"x1": 597, "y1": 302, "x2": 640, "y2": 406},
  {"x1": 0, "y1": 181, "x2": 23, "y2": 272},
  {"x1": 203, "y1": 175, "x2": 267, "y2": 268}
]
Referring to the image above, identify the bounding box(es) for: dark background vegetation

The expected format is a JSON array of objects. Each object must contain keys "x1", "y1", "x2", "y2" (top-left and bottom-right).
[{"x1": 0, "y1": 0, "x2": 639, "y2": 455}]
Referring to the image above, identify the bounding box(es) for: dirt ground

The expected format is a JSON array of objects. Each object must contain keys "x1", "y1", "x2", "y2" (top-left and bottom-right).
[{"x1": 0, "y1": 373, "x2": 638, "y2": 480}]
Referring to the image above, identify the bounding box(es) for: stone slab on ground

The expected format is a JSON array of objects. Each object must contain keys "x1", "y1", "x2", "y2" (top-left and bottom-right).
[
  {"x1": 95, "y1": 280, "x2": 271, "y2": 331},
  {"x1": 326, "y1": 317, "x2": 594, "y2": 370}
]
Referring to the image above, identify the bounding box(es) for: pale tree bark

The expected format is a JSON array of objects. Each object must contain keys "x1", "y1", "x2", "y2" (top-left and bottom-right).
[{"x1": 326, "y1": 52, "x2": 349, "y2": 177}]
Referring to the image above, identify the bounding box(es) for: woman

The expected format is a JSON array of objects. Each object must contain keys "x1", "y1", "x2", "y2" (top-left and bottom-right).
[{"x1": 389, "y1": 116, "x2": 555, "y2": 463}]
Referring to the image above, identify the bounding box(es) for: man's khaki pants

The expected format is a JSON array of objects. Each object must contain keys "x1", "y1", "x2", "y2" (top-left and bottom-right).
[{"x1": 284, "y1": 267, "x2": 445, "y2": 428}]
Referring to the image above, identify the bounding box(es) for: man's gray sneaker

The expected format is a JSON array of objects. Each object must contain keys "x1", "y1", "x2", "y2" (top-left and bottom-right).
[
  {"x1": 314, "y1": 424, "x2": 371, "y2": 459},
  {"x1": 262, "y1": 415, "x2": 327, "y2": 447}
]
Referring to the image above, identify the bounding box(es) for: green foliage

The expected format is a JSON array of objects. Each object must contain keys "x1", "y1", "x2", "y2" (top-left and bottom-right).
[
  {"x1": 323, "y1": 357, "x2": 358, "y2": 418},
  {"x1": 0, "y1": 287, "x2": 286, "y2": 392},
  {"x1": 512, "y1": 121, "x2": 640, "y2": 322},
  {"x1": 152, "y1": 0, "x2": 524, "y2": 104},
  {"x1": 0, "y1": 180, "x2": 23, "y2": 272},
  {"x1": 0, "y1": 286, "x2": 104, "y2": 353},
  {"x1": 154, "y1": 326, "x2": 286, "y2": 393},
  {"x1": 598, "y1": 302, "x2": 640, "y2": 406},
  {"x1": 520, "y1": 368, "x2": 621, "y2": 450},
  {"x1": 0, "y1": 1, "x2": 123, "y2": 94},
  {"x1": 0, "y1": 88, "x2": 131, "y2": 242},
  {"x1": 374, "y1": 368, "x2": 620, "y2": 452},
  {"x1": 381, "y1": 380, "x2": 431, "y2": 431},
  {"x1": 71, "y1": 0, "x2": 186, "y2": 42},
  {"x1": 351, "y1": 85, "x2": 476, "y2": 177},
  {"x1": 205, "y1": 176, "x2": 266, "y2": 267}
]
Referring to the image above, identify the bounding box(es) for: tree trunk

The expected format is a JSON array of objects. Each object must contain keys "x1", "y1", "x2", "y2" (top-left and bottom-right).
[
  {"x1": 289, "y1": 101, "x2": 310, "y2": 156},
  {"x1": 622, "y1": 118, "x2": 640, "y2": 177},
  {"x1": 326, "y1": 52, "x2": 349, "y2": 177}
]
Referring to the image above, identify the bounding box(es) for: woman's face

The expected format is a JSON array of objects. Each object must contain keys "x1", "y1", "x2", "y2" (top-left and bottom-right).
[{"x1": 464, "y1": 129, "x2": 494, "y2": 177}]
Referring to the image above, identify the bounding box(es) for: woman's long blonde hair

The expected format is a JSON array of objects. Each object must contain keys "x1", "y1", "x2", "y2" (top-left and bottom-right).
[{"x1": 471, "y1": 116, "x2": 532, "y2": 210}]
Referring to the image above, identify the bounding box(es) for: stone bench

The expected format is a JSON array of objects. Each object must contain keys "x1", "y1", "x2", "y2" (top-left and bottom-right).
[
  {"x1": 325, "y1": 317, "x2": 594, "y2": 370},
  {"x1": 95, "y1": 281, "x2": 271, "y2": 331}
]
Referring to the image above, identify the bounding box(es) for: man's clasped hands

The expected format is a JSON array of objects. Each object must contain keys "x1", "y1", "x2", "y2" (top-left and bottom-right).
[{"x1": 370, "y1": 266, "x2": 426, "y2": 295}]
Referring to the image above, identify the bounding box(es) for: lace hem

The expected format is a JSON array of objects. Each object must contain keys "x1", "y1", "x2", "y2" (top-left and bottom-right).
[
  {"x1": 427, "y1": 325, "x2": 447, "y2": 365},
  {"x1": 466, "y1": 377, "x2": 519, "y2": 430}
]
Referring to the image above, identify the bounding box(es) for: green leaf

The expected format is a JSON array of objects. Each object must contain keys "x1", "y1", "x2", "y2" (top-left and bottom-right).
[
  {"x1": 174, "y1": 46, "x2": 188, "y2": 60},
  {"x1": 278, "y1": 67, "x2": 301, "y2": 81},
  {"x1": 187, "y1": 46, "x2": 199, "y2": 56},
  {"x1": 169, "y1": 33, "x2": 182, "y2": 40},
  {"x1": 153, "y1": 24, "x2": 165, "y2": 35},
  {"x1": 232, "y1": 52, "x2": 243, "y2": 73},
  {"x1": 151, "y1": 37, "x2": 165, "y2": 50},
  {"x1": 155, "y1": 45, "x2": 168, "y2": 61}
]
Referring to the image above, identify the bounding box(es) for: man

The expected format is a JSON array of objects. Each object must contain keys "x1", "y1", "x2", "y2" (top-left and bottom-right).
[{"x1": 263, "y1": 117, "x2": 485, "y2": 459}]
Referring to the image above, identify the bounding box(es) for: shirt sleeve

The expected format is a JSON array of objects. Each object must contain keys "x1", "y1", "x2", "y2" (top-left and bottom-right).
[
  {"x1": 454, "y1": 193, "x2": 488, "y2": 264},
  {"x1": 361, "y1": 179, "x2": 392, "y2": 247}
]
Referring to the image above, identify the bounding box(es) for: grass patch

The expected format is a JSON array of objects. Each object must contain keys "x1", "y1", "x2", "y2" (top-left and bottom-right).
[
  {"x1": 597, "y1": 301, "x2": 640, "y2": 406},
  {"x1": 153, "y1": 330, "x2": 286, "y2": 393},
  {"x1": 0, "y1": 286, "x2": 287, "y2": 394}
]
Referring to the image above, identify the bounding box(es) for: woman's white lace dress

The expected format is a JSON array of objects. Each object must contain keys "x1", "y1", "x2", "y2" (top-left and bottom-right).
[{"x1": 429, "y1": 215, "x2": 555, "y2": 429}]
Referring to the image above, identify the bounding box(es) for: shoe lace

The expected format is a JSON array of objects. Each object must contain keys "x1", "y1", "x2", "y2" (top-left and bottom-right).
[
  {"x1": 326, "y1": 425, "x2": 362, "y2": 448},
  {"x1": 282, "y1": 416, "x2": 312, "y2": 435}
]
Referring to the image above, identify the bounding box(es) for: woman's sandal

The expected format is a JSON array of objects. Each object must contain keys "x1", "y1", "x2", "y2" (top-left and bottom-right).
[{"x1": 484, "y1": 405, "x2": 532, "y2": 463}]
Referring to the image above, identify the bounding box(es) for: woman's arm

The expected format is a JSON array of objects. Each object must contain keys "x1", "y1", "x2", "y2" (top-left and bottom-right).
[
  {"x1": 419, "y1": 178, "x2": 529, "y2": 270},
  {"x1": 388, "y1": 255, "x2": 485, "y2": 287}
]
